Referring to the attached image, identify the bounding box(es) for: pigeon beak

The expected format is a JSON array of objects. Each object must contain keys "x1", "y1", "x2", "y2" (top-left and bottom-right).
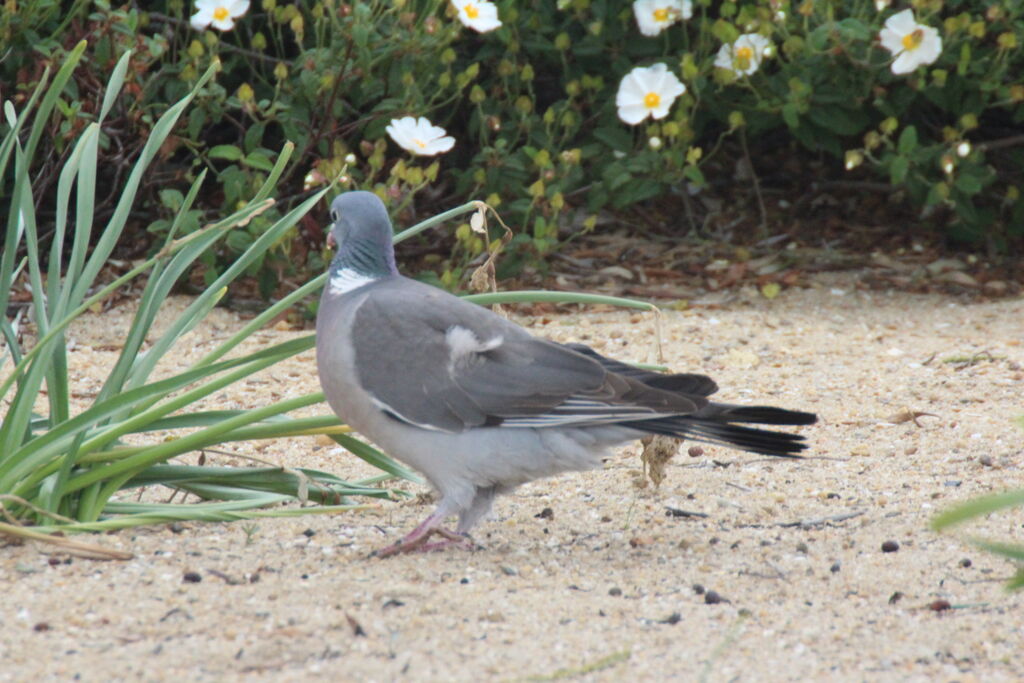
[{"x1": 326, "y1": 232, "x2": 337, "y2": 250}]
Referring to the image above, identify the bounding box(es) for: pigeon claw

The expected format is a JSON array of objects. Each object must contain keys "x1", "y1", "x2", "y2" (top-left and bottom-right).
[{"x1": 371, "y1": 526, "x2": 477, "y2": 558}]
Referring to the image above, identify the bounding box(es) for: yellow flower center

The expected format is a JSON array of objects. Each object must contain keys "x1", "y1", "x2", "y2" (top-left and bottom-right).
[
  {"x1": 464, "y1": 3, "x2": 479, "y2": 19},
  {"x1": 736, "y1": 46, "x2": 754, "y2": 61},
  {"x1": 902, "y1": 29, "x2": 924, "y2": 51},
  {"x1": 653, "y1": 8, "x2": 669, "y2": 22},
  {"x1": 413, "y1": 138, "x2": 427, "y2": 149},
  {"x1": 644, "y1": 92, "x2": 661, "y2": 109},
  {"x1": 213, "y1": 6, "x2": 230, "y2": 21}
]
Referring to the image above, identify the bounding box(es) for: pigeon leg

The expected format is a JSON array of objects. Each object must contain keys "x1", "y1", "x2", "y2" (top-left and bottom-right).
[{"x1": 373, "y1": 509, "x2": 472, "y2": 557}]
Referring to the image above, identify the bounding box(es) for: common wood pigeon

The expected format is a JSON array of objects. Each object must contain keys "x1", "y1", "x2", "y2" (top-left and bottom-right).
[{"x1": 315, "y1": 191, "x2": 817, "y2": 556}]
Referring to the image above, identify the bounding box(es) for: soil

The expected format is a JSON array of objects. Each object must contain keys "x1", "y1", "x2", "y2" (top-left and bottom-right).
[{"x1": 2, "y1": 272, "x2": 1023, "y2": 682}]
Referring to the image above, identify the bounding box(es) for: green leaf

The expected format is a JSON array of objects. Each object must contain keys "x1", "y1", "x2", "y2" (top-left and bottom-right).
[
  {"x1": 835, "y1": 18, "x2": 872, "y2": 42},
  {"x1": 932, "y1": 489, "x2": 1024, "y2": 530},
  {"x1": 683, "y1": 165, "x2": 706, "y2": 186},
  {"x1": 781, "y1": 103, "x2": 800, "y2": 130},
  {"x1": 889, "y1": 156, "x2": 909, "y2": 184},
  {"x1": 897, "y1": 126, "x2": 918, "y2": 156},
  {"x1": 243, "y1": 152, "x2": 275, "y2": 171},
  {"x1": 209, "y1": 144, "x2": 243, "y2": 161},
  {"x1": 592, "y1": 126, "x2": 633, "y2": 153},
  {"x1": 225, "y1": 230, "x2": 255, "y2": 253},
  {"x1": 808, "y1": 106, "x2": 869, "y2": 136},
  {"x1": 954, "y1": 172, "x2": 983, "y2": 195}
]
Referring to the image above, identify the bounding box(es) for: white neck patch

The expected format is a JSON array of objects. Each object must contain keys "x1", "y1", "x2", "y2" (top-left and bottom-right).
[{"x1": 328, "y1": 267, "x2": 376, "y2": 296}]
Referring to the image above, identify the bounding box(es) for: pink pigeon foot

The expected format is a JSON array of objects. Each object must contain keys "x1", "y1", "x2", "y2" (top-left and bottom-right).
[{"x1": 372, "y1": 511, "x2": 477, "y2": 557}]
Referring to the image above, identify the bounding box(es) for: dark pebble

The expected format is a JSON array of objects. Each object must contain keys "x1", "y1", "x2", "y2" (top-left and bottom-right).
[
  {"x1": 182, "y1": 571, "x2": 202, "y2": 583},
  {"x1": 534, "y1": 507, "x2": 554, "y2": 520},
  {"x1": 830, "y1": 561, "x2": 841, "y2": 573},
  {"x1": 48, "y1": 557, "x2": 61, "y2": 566},
  {"x1": 608, "y1": 587, "x2": 622, "y2": 597},
  {"x1": 881, "y1": 540, "x2": 900, "y2": 553},
  {"x1": 460, "y1": 577, "x2": 469, "y2": 584},
  {"x1": 33, "y1": 622, "x2": 50, "y2": 632},
  {"x1": 959, "y1": 558, "x2": 972, "y2": 568},
  {"x1": 692, "y1": 583, "x2": 705, "y2": 595},
  {"x1": 169, "y1": 522, "x2": 185, "y2": 534},
  {"x1": 979, "y1": 455, "x2": 993, "y2": 467},
  {"x1": 796, "y1": 542, "x2": 809, "y2": 554},
  {"x1": 929, "y1": 599, "x2": 952, "y2": 612},
  {"x1": 888, "y1": 591, "x2": 903, "y2": 604},
  {"x1": 687, "y1": 446, "x2": 704, "y2": 458},
  {"x1": 302, "y1": 528, "x2": 316, "y2": 538},
  {"x1": 660, "y1": 612, "x2": 682, "y2": 625},
  {"x1": 704, "y1": 591, "x2": 727, "y2": 605}
]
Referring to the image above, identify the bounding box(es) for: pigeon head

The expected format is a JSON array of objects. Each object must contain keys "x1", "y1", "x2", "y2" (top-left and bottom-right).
[{"x1": 327, "y1": 191, "x2": 398, "y2": 278}]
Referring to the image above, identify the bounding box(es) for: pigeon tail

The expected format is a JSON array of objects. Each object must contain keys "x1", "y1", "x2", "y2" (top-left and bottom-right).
[{"x1": 627, "y1": 405, "x2": 817, "y2": 457}]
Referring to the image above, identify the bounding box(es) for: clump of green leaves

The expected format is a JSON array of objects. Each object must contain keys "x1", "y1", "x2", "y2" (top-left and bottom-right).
[
  {"x1": 932, "y1": 415, "x2": 1024, "y2": 591},
  {"x1": 0, "y1": 43, "x2": 417, "y2": 538}
]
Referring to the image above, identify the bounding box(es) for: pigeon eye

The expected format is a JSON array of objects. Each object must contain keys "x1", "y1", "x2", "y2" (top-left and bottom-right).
[{"x1": 330, "y1": 209, "x2": 340, "y2": 223}]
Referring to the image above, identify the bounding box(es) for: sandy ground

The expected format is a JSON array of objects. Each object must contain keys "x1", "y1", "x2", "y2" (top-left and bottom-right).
[{"x1": 2, "y1": 272, "x2": 1023, "y2": 682}]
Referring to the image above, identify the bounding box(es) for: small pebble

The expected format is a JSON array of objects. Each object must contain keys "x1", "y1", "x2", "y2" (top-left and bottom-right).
[
  {"x1": 534, "y1": 507, "x2": 554, "y2": 520},
  {"x1": 704, "y1": 591, "x2": 727, "y2": 605},
  {"x1": 302, "y1": 528, "x2": 316, "y2": 538},
  {"x1": 687, "y1": 446, "x2": 704, "y2": 458},
  {"x1": 460, "y1": 577, "x2": 469, "y2": 584},
  {"x1": 182, "y1": 571, "x2": 202, "y2": 584},
  {"x1": 47, "y1": 557, "x2": 61, "y2": 567},
  {"x1": 692, "y1": 584, "x2": 705, "y2": 595},
  {"x1": 881, "y1": 540, "x2": 900, "y2": 553},
  {"x1": 500, "y1": 565, "x2": 518, "y2": 576},
  {"x1": 608, "y1": 587, "x2": 622, "y2": 597},
  {"x1": 660, "y1": 612, "x2": 682, "y2": 625},
  {"x1": 796, "y1": 542, "x2": 809, "y2": 554},
  {"x1": 979, "y1": 455, "x2": 993, "y2": 467},
  {"x1": 33, "y1": 622, "x2": 50, "y2": 632},
  {"x1": 959, "y1": 558, "x2": 972, "y2": 568},
  {"x1": 929, "y1": 599, "x2": 952, "y2": 612},
  {"x1": 169, "y1": 522, "x2": 185, "y2": 534},
  {"x1": 888, "y1": 591, "x2": 903, "y2": 604},
  {"x1": 830, "y1": 561, "x2": 841, "y2": 574}
]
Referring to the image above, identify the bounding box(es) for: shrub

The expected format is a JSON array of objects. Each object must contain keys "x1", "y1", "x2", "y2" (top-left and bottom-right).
[{"x1": 4, "y1": 1, "x2": 1022, "y2": 290}]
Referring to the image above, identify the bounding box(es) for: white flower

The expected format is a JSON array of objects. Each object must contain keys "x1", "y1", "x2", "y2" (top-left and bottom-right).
[
  {"x1": 714, "y1": 33, "x2": 771, "y2": 76},
  {"x1": 615, "y1": 63, "x2": 686, "y2": 125},
  {"x1": 386, "y1": 117, "x2": 456, "y2": 156},
  {"x1": 956, "y1": 141, "x2": 971, "y2": 157},
  {"x1": 875, "y1": 0, "x2": 891, "y2": 11},
  {"x1": 648, "y1": 136, "x2": 663, "y2": 150},
  {"x1": 878, "y1": 9, "x2": 942, "y2": 75},
  {"x1": 190, "y1": 0, "x2": 249, "y2": 32},
  {"x1": 632, "y1": 0, "x2": 693, "y2": 37},
  {"x1": 451, "y1": 0, "x2": 502, "y2": 33}
]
